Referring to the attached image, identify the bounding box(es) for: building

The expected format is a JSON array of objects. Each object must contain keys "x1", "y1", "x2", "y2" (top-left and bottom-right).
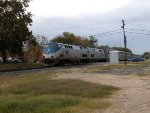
[{"x1": 23, "y1": 46, "x2": 43, "y2": 63}]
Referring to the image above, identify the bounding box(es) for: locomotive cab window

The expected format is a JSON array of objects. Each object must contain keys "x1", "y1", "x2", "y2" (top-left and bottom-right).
[{"x1": 44, "y1": 42, "x2": 60, "y2": 54}]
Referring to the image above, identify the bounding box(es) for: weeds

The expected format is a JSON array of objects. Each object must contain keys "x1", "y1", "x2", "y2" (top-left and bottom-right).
[
  {"x1": 0, "y1": 77, "x2": 119, "y2": 113},
  {"x1": 84, "y1": 61, "x2": 150, "y2": 74}
]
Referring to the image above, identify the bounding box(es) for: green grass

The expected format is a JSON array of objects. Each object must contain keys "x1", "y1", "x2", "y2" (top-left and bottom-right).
[
  {"x1": 0, "y1": 95, "x2": 79, "y2": 113},
  {"x1": 0, "y1": 63, "x2": 46, "y2": 72},
  {"x1": 0, "y1": 71, "x2": 55, "y2": 87},
  {"x1": 1, "y1": 79, "x2": 119, "y2": 98},
  {"x1": 0, "y1": 72, "x2": 119, "y2": 113}
]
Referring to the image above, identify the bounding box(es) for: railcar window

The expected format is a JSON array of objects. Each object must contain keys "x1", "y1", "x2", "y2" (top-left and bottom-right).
[
  {"x1": 82, "y1": 54, "x2": 87, "y2": 57},
  {"x1": 91, "y1": 54, "x2": 94, "y2": 57}
]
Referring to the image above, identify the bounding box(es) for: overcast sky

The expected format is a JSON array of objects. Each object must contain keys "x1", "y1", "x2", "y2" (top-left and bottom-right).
[{"x1": 28, "y1": 0, "x2": 150, "y2": 55}]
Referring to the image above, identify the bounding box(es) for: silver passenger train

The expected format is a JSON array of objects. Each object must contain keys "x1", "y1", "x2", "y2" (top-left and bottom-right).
[
  {"x1": 43, "y1": 42, "x2": 106, "y2": 64},
  {"x1": 43, "y1": 42, "x2": 135, "y2": 65}
]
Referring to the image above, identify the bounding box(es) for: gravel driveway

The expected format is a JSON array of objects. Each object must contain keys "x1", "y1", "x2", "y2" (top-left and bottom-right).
[{"x1": 56, "y1": 63, "x2": 150, "y2": 113}]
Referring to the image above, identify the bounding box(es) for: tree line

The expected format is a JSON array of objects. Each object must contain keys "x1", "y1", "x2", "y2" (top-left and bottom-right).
[{"x1": 51, "y1": 32, "x2": 97, "y2": 48}]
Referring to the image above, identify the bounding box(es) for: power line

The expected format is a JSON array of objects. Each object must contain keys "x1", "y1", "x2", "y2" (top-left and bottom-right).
[
  {"x1": 91, "y1": 29, "x2": 122, "y2": 37},
  {"x1": 126, "y1": 28, "x2": 150, "y2": 33},
  {"x1": 94, "y1": 31, "x2": 122, "y2": 37},
  {"x1": 96, "y1": 29, "x2": 122, "y2": 36},
  {"x1": 126, "y1": 31, "x2": 150, "y2": 36}
]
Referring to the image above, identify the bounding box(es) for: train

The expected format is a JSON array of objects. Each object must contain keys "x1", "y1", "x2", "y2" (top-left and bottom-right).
[{"x1": 43, "y1": 42, "x2": 136, "y2": 65}]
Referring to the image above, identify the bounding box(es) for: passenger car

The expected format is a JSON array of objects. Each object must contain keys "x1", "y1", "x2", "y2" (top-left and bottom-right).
[
  {"x1": 128, "y1": 57, "x2": 144, "y2": 62},
  {"x1": 43, "y1": 42, "x2": 106, "y2": 64}
]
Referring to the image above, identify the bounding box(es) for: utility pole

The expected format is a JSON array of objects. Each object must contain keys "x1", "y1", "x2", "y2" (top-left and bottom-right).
[{"x1": 121, "y1": 20, "x2": 127, "y2": 66}]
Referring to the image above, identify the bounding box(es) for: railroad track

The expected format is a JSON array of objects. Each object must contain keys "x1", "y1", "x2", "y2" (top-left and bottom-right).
[
  {"x1": 0, "y1": 62, "x2": 107, "y2": 76},
  {"x1": 0, "y1": 65, "x2": 50, "y2": 73}
]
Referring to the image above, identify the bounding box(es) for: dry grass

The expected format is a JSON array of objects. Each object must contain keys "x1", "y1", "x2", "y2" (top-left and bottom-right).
[
  {"x1": 84, "y1": 61, "x2": 150, "y2": 73},
  {"x1": 0, "y1": 71, "x2": 55, "y2": 88},
  {"x1": 0, "y1": 71, "x2": 119, "y2": 113},
  {"x1": 136, "y1": 73, "x2": 150, "y2": 77}
]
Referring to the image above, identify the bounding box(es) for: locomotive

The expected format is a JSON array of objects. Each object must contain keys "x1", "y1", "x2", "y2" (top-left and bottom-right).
[
  {"x1": 43, "y1": 42, "x2": 134, "y2": 65},
  {"x1": 43, "y1": 42, "x2": 106, "y2": 65}
]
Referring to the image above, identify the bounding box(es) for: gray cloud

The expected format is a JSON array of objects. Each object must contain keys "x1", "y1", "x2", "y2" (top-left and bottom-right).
[{"x1": 30, "y1": 0, "x2": 150, "y2": 54}]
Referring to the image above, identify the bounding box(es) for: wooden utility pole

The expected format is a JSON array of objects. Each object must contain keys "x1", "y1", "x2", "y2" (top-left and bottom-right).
[{"x1": 122, "y1": 20, "x2": 127, "y2": 66}]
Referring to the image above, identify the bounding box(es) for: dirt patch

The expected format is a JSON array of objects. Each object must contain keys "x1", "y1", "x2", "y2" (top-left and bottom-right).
[{"x1": 55, "y1": 63, "x2": 150, "y2": 113}]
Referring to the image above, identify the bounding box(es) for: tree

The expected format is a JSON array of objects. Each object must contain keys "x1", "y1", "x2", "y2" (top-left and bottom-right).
[
  {"x1": 51, "y1": 32, "x2": 97, "y2": 47},
  {"x1": 35, "y1": 35, "x2": 49, "y2": 47},
  {"x1": 143, "y1": 52, "x2": 150, "y2": 60},
  {"x1": 0, "y1": 0, "x2": 33, "y2": 63},
  {"x1": 111, "y1": 47, "x2": 132, "y2": 53},
  {"x1": 52, "y1": 32, "x2": 79, "y2": 45},
  {"x1": 89, "y1": 36, "x2": 98, "y2": 47}
]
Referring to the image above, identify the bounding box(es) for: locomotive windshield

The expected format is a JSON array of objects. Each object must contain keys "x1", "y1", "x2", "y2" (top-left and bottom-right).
[{"x1": 44, "y1": 42, "x2": 62, "y2": 54}]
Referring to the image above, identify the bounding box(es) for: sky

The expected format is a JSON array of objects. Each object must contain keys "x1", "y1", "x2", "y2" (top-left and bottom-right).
[{"x1": 28, "y1": 0, "x2": 150, "y2": 55}]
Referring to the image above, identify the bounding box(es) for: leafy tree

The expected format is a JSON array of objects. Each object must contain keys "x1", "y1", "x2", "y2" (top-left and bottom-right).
[
  {"x1": 51, "y1": 32, "x2": 97, "y2": 47},
  {"x1": 111, "y1": 47, "x2": 132, "y2": 53},
  {"x1": 143, "y1": 52, "x2": 150, "y2": 60},
  {"x1": 89, "y1": 36, "x2": 98, "y2": 47},
  {"x1": 0, "y1": 0, "x2": 33, "y2": 63},
  {"x1": 35, "y1": 35, "x2": 49, "y2": 47}
]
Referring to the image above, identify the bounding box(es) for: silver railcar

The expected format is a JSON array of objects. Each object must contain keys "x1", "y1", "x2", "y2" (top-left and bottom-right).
[{"x1": 43, "y1": 42, "x2": 105, "y2": 64}]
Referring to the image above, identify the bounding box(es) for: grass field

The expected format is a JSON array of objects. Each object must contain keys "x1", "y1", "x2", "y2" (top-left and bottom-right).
[{"x1": 0, "y1": 71, "x2": 119, "y2": 113}]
